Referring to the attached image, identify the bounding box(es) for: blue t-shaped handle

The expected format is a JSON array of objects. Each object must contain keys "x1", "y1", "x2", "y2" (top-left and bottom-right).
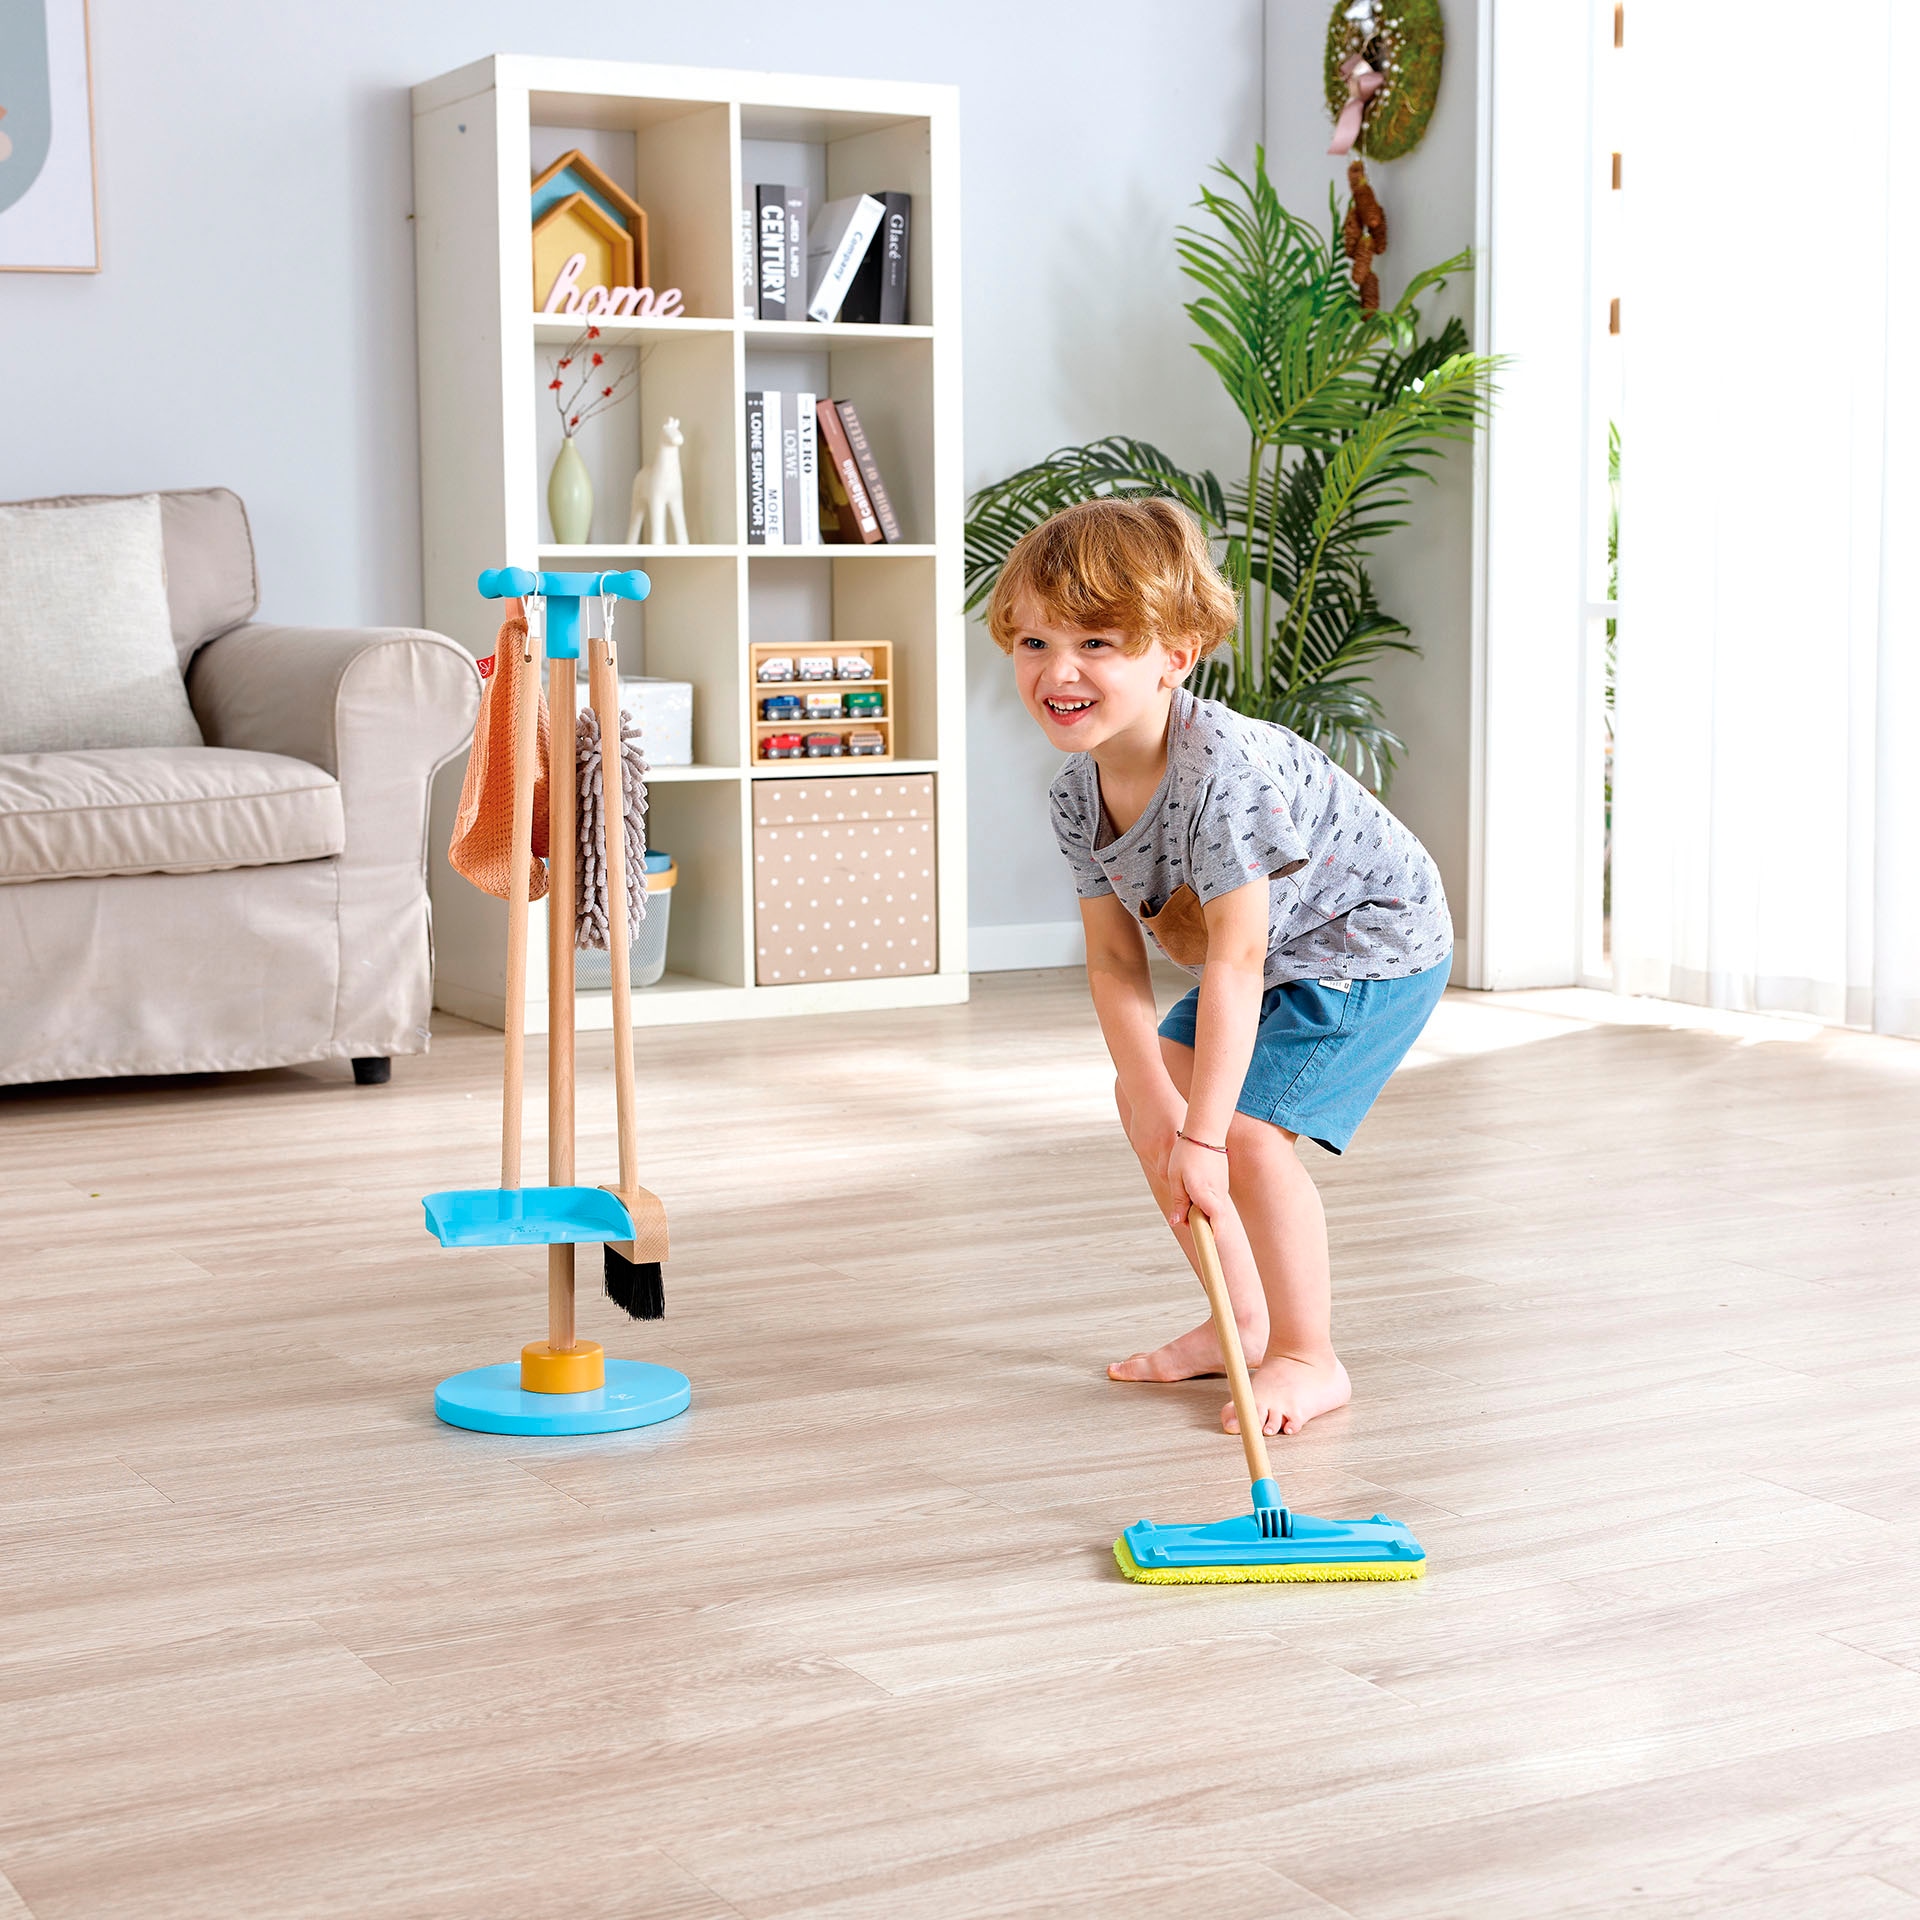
[{"x1": 476, "y1": 567, "x2": 651, "y2": 659}]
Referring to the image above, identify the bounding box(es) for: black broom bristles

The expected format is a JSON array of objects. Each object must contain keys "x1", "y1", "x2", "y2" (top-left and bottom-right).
[{"x1": 604, "y1": 1244, "x2": 664, "y2": 1320}]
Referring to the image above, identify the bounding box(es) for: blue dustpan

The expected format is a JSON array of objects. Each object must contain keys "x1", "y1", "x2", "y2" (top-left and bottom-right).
[
  {"x1": 422, "y1": 1186, "x2": 635, "y2": 1248},
  {"x1": 1113, "y1": 1211, "x2": 1426, "y2": 1586}
]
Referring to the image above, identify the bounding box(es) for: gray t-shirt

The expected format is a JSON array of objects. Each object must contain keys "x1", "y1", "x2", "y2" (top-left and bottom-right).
[{"x1": 1049, "y1": 688, "x2": 1451, "y2": 985}]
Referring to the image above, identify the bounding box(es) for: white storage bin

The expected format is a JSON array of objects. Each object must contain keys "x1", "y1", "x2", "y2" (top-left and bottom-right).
[
  {"x1": 618, "y1": 677, "x2": 693, "y2": 766},
  {"x1": 576, "y1": 854, "x2": 677, "y2": 989}
]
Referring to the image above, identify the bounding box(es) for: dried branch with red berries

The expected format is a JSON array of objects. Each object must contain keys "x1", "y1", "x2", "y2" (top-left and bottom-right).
[{"x1": 546, "y1": 325, "x2": 638, "y2": 439}]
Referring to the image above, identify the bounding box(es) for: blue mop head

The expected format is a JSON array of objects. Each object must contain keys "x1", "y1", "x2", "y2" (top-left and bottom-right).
[{"x1": 1114, "y1": 1478, "x2": 1425, "y2": 1584}]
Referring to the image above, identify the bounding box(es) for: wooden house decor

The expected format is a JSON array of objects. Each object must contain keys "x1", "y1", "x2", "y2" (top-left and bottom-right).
[
  {"x1": 533, "y1": 192, "x2": 631, "y2": 308},
  {"x1": 530, "y1": 148, "x2": 649, "y2": 308}
]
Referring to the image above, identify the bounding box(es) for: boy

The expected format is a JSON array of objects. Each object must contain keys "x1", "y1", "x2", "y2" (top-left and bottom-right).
[{"x1": 989, "y1": 498, "x2": 1451, "y2": 1437}]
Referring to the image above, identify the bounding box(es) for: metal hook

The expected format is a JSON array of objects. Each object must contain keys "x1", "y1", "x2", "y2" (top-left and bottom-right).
[
  {"x1": 597, "y1": 575, "x2": 618, "y2": 665},
  {"x1": 522, "y1": 592, "x2": 545, "y2": 662}
]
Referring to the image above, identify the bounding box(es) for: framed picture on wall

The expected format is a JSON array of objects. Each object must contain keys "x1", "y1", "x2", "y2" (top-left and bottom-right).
[{"x1": 0, "y1": 0, "x2": 99, "y2": 273}]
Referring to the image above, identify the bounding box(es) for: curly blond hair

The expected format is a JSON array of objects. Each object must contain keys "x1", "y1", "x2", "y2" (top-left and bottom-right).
[{"x1": 985, "y1": 498, "x2": 1238, "y2": 657}]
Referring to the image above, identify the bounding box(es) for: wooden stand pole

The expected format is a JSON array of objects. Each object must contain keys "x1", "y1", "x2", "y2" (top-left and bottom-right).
[{"x1": 546, "y1": 654, "x2": 578, "y2": 1354}]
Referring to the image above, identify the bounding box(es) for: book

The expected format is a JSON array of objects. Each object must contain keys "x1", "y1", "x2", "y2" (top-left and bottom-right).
[
  {"x1": 755, "y1": 184, "x2": 789, "y2": 319},
  {"x1": 815, "y1": 399, "x2": 881, "y2": 544},
  {"x1": 832, "y1": 400, "x2": 903, "y2": 543},
  {"x1": 797, "y1": 391, "x2": 820, "y2": 544},
  {"x1": 762, "y1": 391, "x2": 786, "y2": 544},
  {"x1": 745, "y1": 391, "x2": 770, "y2": 544},
  {"x1": 876, "y1": 194, "x2": 911, "y2": 326},
  {"x1": 784, "y1": 186, "x2": 807, "y2": 319},
  {"x1": 738, "y1": 196, "x2": 756, "y2": 316},
  {"x1": 805, "y1": 194, "x2": 885, "y2": 323},
  {"x1": 779, "y1": 393, "x2": 803, "y2": 546},
  {"x1": 839, "y1": 192, "x2": 911, "y2": 326},
  {"x1": 817, "y1": 453, "x2": 847, "y2": 541}
]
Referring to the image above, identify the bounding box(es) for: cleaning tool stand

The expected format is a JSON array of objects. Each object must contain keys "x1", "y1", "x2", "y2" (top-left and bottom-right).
[
  {"x1": 1114, "y1": 1210, "x2": 1425, "y2": 1583},
  {"x1": 433, "y1": 1357, "x2": 690, "y2": 1436},
  {"x1": 428, "y1": 566, "x2": 690, "y2": 1438}
]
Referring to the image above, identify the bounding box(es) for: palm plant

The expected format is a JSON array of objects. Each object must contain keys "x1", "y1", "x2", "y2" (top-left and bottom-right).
[{"x1": 965, "y1": 149, "x2": 1496, "y2": 791}]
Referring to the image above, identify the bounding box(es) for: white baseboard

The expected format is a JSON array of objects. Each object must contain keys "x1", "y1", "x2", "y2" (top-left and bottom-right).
[{"x1": 967, "y1": 920, "x2": 1086, "y2": 972}]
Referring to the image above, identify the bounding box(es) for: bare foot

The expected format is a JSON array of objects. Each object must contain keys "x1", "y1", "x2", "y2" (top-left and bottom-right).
[
  {"x1": 1223, "y1": 1352, "x2": 1352, "y2": 1436},
  {"x1": 1109, "y1": 1313, "x2": 1269, "y2": 1383}
]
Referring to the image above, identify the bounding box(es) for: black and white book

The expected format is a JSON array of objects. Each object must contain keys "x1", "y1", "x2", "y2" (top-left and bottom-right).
[
  {"x1": 796, "y1": 391, "x2": 820, "y2": 544},
  {"x1": 779, "y1": 393, "x2": 803, "y2": 546},
  {"x1": 755, "y1": 184, "x2": 790, "y2": 320},
  {"x1": 759, "y1": 391, "x2": 786, "y2": 545},
  {"x1": 745, "y1": 391, "x2": 771, "y2": 544},
  {"x1": 839, "y1": 192, "x2": 911, "y2": 326},
  {"x1": 805, "y1": 194, "x2": 885, "y2": 323},
  {"x1": 784, "y1": 186, "x2": 807, "y2": 320},
  {"x1": 738, "y1": 195, "x2": 757, "y2": 316}
]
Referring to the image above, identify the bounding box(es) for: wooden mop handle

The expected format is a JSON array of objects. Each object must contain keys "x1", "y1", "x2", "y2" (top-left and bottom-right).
[
  {"x1": 500, "y1": 613, "x2": 539, "y2": 1190},
  {"x1": 1188, "y1": 1209, "x2": 1275, "y2": 1489},
  {"x1": 589, "y1": 635, "x2": 641, "y2": 1197}
]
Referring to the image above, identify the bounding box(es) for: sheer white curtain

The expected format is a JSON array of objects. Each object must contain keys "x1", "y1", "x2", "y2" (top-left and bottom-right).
[{"x1": 1613, "y1": 3, "x2": 1920, "y2": 1037}]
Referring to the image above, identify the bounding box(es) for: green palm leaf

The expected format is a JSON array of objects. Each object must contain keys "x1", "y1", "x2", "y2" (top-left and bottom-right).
[
  {"x1": 966, "y1": 148, "x2": 1498, "y2": 792},
  {"x1": 964, "y1": 437, "x2": 1222, "y2": 614}
]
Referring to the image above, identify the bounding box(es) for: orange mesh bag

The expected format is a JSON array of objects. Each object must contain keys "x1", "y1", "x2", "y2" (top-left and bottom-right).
[{"x1": 448, "y1": 612, "x2": 552, "y2": 901}]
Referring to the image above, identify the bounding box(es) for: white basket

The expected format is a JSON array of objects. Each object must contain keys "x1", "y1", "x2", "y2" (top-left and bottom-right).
[{"x1": 575, "y1": 855, "x2": 675, "y2": 989}]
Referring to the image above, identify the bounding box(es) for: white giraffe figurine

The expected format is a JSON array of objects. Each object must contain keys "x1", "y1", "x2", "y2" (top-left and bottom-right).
[{"x1": 627, "y1": 417, "x2": 689, "y2": 544}]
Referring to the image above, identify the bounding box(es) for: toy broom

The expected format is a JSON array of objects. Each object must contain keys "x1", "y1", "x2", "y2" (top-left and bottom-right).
[{"x1": 581, "y1": 609, "x2": 670, "y2": 1322}]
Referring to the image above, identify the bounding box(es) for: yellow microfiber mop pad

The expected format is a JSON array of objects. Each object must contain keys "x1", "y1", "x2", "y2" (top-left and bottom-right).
[{"x1": 1112, "y1": 1535, "x2": 1425, "y2": 1585}]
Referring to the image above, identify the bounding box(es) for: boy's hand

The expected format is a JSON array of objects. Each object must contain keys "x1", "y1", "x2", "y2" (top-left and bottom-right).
[
  {"x1": 1165, "y1": 1134, "x2": 1232, "y2": 1229},
  {"x1": 1124, "y1": 1096, "x2": 1183, "y2": 1189}
]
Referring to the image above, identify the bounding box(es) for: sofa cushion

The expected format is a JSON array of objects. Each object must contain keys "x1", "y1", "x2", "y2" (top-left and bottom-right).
[
  {"x1": 0, "y1": 495, "x2": 205, "y2": 754},
  {"x1": 1, "y1": 487, "x2": 259, "y2": 668},
  {"x1": 0, "y1": 746, "x2": 345, "y2": 885}
]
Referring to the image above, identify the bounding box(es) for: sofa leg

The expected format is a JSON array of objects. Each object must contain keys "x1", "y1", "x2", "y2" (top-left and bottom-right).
[{"x1": 351, "y1": 1056, "x2": 392, "y2": 1086}]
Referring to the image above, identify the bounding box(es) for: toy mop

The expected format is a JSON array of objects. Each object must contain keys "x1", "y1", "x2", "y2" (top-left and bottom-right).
[
  {"x1": 425, "y1": 567, "x2": 688, "y2": 1438},
  {"x1": 1114, "y1": 1209, "x2": 1425, "y2": 1584}
]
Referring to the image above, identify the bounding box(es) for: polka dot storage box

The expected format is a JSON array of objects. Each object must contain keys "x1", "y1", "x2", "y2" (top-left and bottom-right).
[{"x1": 752, "y1": 775, "x2": 936, "y2": 985}]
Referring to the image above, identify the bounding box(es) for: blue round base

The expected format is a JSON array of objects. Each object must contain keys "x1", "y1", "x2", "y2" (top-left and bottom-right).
[{"x1": 434, "y1": 1358, "x2": 690, "y2": 1436}]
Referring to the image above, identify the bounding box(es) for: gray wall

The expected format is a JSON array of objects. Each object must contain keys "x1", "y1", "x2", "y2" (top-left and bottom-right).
[
  {"x1": 0, "y1": 0, "x2": 1263, "y2": 953},
  {"x1": 1262, "y1": 0, "x2": 1479, "y2": 957}
]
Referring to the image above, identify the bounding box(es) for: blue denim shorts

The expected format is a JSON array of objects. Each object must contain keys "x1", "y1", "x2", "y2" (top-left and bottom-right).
[{"x1": 1157, "y1": 954, "x2": 1451, "y2": 1154}]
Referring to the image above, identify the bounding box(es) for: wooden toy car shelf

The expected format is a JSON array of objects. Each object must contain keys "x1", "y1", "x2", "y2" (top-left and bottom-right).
[{"x1": 751, "y1": 640, "x2": 893, "y2": 762}]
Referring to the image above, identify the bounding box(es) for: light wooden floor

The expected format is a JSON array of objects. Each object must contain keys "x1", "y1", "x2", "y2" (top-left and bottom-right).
[{"x1": 4, "y1": 974, "x2": 1919, "y2": 1920}]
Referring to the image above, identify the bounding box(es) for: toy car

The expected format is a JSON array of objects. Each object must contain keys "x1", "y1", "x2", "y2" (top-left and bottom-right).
[
  {"x1": 760, "y1": 693, "x2": 804, "y2": 721},
  {"x1": 836, "y1": 655, "x2": 874, "y2": 681},
  {"x1": 760, "y1": 732, "x2": 805, "y2": 759},
  {"x1": 757, "y1": 656, "x2": 795, "y2": 683},
  {"x1": 844, "y1": 689, "x2": 884, "y2": 717},
  {"x1": 848, "y1": 728, "x2": 887, "y2": 756},
  {"x1": 804, "y1": 691, "x2": 845, "y2": 719},
  {"x1": 804, "y1": 731, "x2": 846, "y2": 757},
  {"x1": 797, "y1": 655, "x2": 836, "y2": 681}
]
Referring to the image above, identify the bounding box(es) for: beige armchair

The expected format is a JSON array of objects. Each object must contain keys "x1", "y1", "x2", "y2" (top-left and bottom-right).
[{"x1": 0, "y1": 488, "x2": 479, "y2": 1086}]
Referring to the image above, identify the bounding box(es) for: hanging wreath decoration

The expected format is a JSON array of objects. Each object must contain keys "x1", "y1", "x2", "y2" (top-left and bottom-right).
[{"x1": 1324, "y1": 0, "x2": 1445, "y2": 162}]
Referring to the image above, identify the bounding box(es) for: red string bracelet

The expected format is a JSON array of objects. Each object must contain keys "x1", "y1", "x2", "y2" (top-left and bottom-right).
[{"x1": 1176, "y1": 1131, "x2": 1228, "y2": 1155}]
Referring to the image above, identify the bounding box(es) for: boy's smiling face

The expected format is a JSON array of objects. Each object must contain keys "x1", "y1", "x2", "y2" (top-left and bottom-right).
[{"x1": 1008, "y1": 602, "x2": 1199, "y2": 756}]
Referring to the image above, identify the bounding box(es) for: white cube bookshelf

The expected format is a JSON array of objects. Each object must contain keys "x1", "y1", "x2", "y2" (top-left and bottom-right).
[{"x1": 412, "y1": 55, "x2": 967, "y2": 1031}]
